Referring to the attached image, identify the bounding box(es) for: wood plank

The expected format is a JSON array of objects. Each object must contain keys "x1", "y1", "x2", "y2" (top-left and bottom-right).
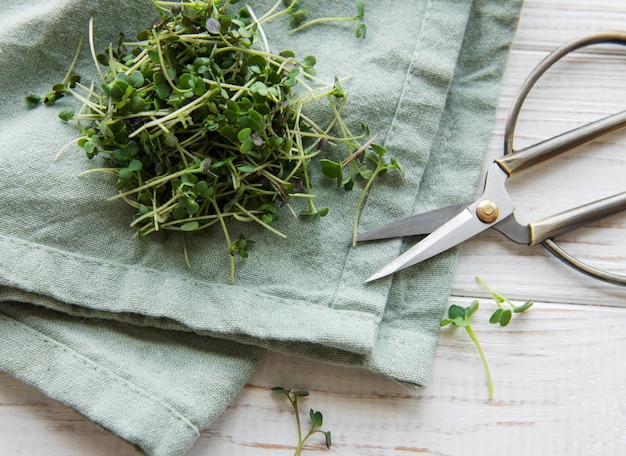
[{"x1": 194, "y1": 301, "x2": 626, "y2": 455}]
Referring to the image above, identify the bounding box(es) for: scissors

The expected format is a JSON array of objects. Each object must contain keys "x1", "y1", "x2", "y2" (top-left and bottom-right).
[{"x1": 358, "y1": 31, "x2": 626, "y2": 285}]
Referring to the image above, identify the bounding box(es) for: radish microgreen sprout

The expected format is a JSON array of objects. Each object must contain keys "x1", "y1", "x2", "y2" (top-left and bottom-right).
[
  {"x1": 476, "y1": 276, "x2": 534, "y2": 326},
  {"x1": 288, "y1": 0, "x2": 366, "y2": 39},
  {"x1": 272, "y1": 387, "x2": 332, "y2": 455},
  {"x1": 440, "y1": 300, "x2": 494, "y2": 399},
  {"x1": 441, "y1": 278, "x2": 534, "y2": 398}
]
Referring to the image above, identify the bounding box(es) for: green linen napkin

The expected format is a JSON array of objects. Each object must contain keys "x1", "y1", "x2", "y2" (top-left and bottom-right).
[{"x1": 0, "y1": 0, "x2": 522, "y2": 454}]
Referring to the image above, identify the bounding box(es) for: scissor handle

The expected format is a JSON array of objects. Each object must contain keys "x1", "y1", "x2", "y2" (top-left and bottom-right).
[
  {"x1": 499, "y1": 31, "x2": 626, "y2": 176},
  {"x1": 498, "y1": 109, "x2": 626, "y2": 176},
  {"x1": 529, "y1": 191, "x2": 626, "y2": 245},
  {"x1": 503, "y1": 31, "x2": 626, "y2": 285}
]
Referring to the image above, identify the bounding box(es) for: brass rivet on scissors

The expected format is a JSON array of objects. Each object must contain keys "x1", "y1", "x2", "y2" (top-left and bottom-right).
[{"x1": 476, "y1": 200, "x2": 499, "y2": 223}]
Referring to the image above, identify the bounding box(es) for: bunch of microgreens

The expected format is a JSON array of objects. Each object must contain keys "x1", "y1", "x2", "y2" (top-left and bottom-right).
[
  {"x1": 440, "y1": 277, "x2": 533, "y2": 399},
  {"x1": 272, "y1": 387, "x2": 332, "y2": 455},
  {"x1": 27, "y1": 0, "x2": 400, "y2": 283}
]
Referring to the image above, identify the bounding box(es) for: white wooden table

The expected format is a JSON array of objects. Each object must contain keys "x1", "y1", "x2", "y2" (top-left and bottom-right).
[{"x1": 3, "y1": 1, "x2": 626, "y2": 454}]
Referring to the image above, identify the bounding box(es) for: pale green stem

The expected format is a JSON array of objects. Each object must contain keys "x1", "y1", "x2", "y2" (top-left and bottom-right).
[
  {"x1": 128, "y1": 87, "x2": 219, "y2": 138},
  {"x1": 352, "y1": 162, "x2": 382, "y2": 247},
  {"x1": 233, "y1": 203, "x2": 287, "y2": 239},
  {"x1": 465, "y1": 325, "x2": 494, "y2": 399},
  {"x1": 61, "y1": 36, "x2": 84, "y2": 85},
  {"x1": 88, "y1": 18, "x2": 105, "y2": 83},
  {"x1": 153, "y1": 28, "x2": 179, "y2": 91},
  {"x1": 289, "y1": 16, "x2": 358, "y2": 35},
  {"x1": 211, "y1": 199, "x2": 235, "y2": 284},
  {"x1": 107, "y1": 167, "x2": 200, "y2": 201}
]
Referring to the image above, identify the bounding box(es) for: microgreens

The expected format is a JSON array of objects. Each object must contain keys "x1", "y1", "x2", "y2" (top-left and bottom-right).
[
  {"x1": 272, "y1": 387, "x2": 332, "y2": 455},
  {"x1": 440, "y1": 278, "x2": 534, "y2": 398},
  {"x1": 440, "y1": 300, "x2": 494, "y2": 399},
  {"x1": 476, "y1": 276, "x2": 533, "y2": 326},
  {"x1": 286, "y1": 0, "x2": 367, "y2": 39},
  {"x1": 29, "y1": 0, "x2": 394, "y2": 282}
]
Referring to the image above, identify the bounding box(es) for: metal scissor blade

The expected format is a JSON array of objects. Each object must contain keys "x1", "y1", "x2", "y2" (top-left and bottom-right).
[
  {"x1": 355, "y1": 202, "x2": 471, "y2": 241},
  {"x1": 365, "y1": 163, "x2": 515, "y2": 282},
  {"x1": 364, "y1": 208, "x2": 482, "y2": 282}
]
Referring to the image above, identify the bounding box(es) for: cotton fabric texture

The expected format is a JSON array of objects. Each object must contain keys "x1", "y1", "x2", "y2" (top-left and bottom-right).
[{"x1": 0, "y1": 1, "x2": 522, "y2": 455}]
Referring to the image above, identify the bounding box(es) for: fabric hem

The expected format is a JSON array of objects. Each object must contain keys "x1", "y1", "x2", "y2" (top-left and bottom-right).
[
  {"x1": 0, "y1": 234, "x2": 379, "y2": 355},
  {"x1": 0, "y1": 311, "x2": 201, "y2": 456}
]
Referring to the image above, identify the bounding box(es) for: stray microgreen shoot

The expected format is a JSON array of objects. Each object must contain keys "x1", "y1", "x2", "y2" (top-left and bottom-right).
[
  {"x1": 441, "y1": 278, "x2": 534, "y2": 398},
  {"x1": 476, "y1": 276, "x2": 534, "y2": 326},
  {"x1": 440, "y1": 300, "x2": 494, "y2": 399},
  {"x1": 272, "y1": 387, "x2": 332, "y2": 455},
  {"x1": 287, "y1": 0, "x2": 366, "y2": 38}
]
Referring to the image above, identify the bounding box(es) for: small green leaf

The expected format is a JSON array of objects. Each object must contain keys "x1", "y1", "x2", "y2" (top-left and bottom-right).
[
  {"x1": 302, "y1": 55, "x2": 316, "y2": 68},
  {"x1": 127, "y1": 159, "x2": 143, "y2": 172},
  {"x1": 155, "y1": 85, "x2": 170, "y2": 100},
  {"x1": 58, "y1": 106, "x2": 75, "y2": 122},
  {"x1": 194, "y1": 180, "x2": 212, "y2": 198},
  {"x1": 356, "y1": 0, "x2": 365, "y2": 18},
  {"x1": 310, "y1": 409, "x2": 323, "y2": 427},
  {"x1": 467, "y1": 299, "x2": 479, "y2": 316},
  {"x1": 118, "y1": 167, "x2": 133, "y2": 180},
  {"x1": 109, "y1": 79, "x2": 129, "y2": 101},
  {"x1": 180, "y1": 221, "x2": 200, "y2": 231},
  {"x1": 333, "y1": 77, "x2": 344, "y2": 97},
  {"x1": 290, "y1": 8, "x2": 309, "y2": 28},
  {"x1": 239, "y1": 137, "x2": 253, "y2": 154},
  {"x1": 490, "y1": 308, "x2": 513, "y2": 326},
  {"x1": 514, "y1": 300, "x2": 534, "y2": 313},
  {"x1": 129, "y1": 71, "x2": 144, "y2": 88},
  {"x1": 324, "y1": 431, "x2": 332, "y2": 448},
  {"x1": 25, "y1": 94, "x2": 41, "y2": 109},
  {"x1": 237, "y1": 127, "x2": 252, "y2": 142},
  {"x1": 499, "y1": 309, "x2": 512, "y2": 326},
  {"x1": 356, "y1": 23, "x2": 367, "y2": 39},
  {"x1": 448, "y1": 304, "x2": 466, "y2": 321},
  {"x1": 319, "y1": 159, "x2": 342, "y2": 179},
  {"x1": 136, "y1": 29, "x2": 150, "y2": 40},
  {"x1": 271, "y1": 387, "x2": 290, "y2": 396},
  {"x1": 236, "y1": 164, "x2": 255, "y2": 173},
  {"x1": 179, "y1": 196, "x2": 200, "y2": 215},
  {"x1": 370, "y1": 143, "x2": 387, "y2": 157}
]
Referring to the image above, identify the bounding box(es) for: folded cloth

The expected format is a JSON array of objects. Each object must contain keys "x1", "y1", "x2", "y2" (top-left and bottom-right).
[{"x1": 0, "y1": 0, "x2": 522, "y2": 454}]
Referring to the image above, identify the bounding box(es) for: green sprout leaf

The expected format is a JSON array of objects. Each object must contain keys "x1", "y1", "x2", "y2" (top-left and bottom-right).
[
  {"x1": 272, "y1": 387, "x2": 332, "y2": 454},
  {"x1": 476, "y1": 276, "x2": 534, "y2": 325},
  {"x1": 58, "y1": 106, "x2": 75, "y2": 122},
  {"x1": 441, "y1": 300, "x2": 493, "y2": 399},
  {"x1": 25, "y1": 94, "x2": 42, "y2": 109},
  {"x1": 489, "y1": 308, "x2": 512, "y2": 327},
  {"x1": 180, "y1": 221, "x2": 200, "y2": 232},
  {"x1": 309, "y1": 409, "x2": 323, "y2": 427},
  {"x1": 442, "y1": 279, "x2": 535, "y2": 399}
]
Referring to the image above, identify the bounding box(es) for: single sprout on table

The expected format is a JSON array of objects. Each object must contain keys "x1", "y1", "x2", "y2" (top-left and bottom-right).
[
  {"x1": 476, "y1": 276, "x2": 534, "y2": 326},
  {"x1": 440, "y1": 300, "x2": 494, "y2": 399},
  {"x1": 272, "y1": 387, "x2": 332, "y2": 455},
  {"x1": 441, "y1": 278, "x2": 534, "y2": 399}
]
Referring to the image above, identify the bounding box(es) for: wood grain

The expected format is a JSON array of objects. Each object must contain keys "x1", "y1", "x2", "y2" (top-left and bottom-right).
[{"x1": 2, "y1": 1, "x2": 626, "y2": 455}]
